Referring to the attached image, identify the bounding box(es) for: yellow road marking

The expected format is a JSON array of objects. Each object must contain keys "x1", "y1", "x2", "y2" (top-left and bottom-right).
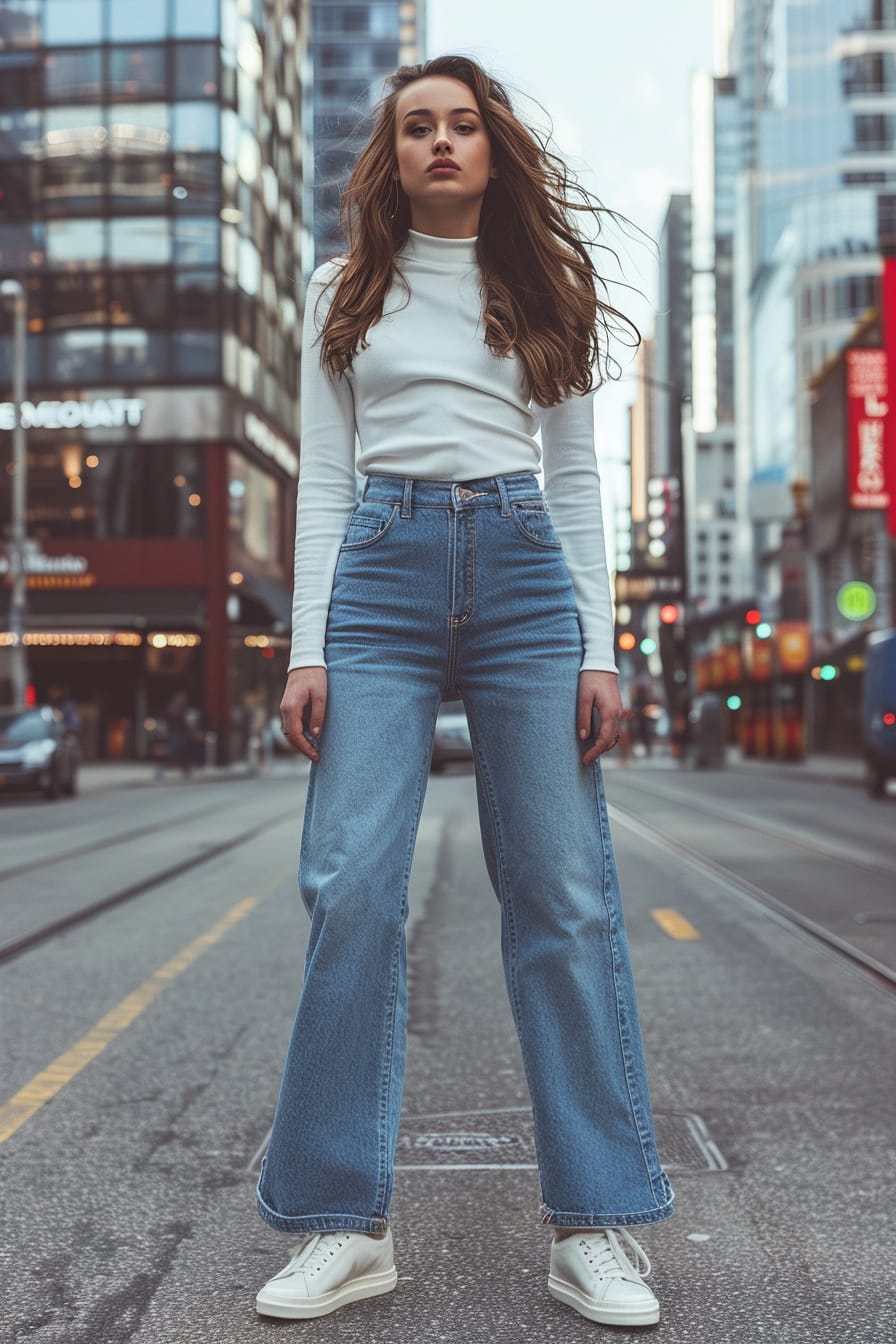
[
  {"x1": 0, "y1": 873, "x2": 291, "y2": 1146},
  {"x1": 651, "y1": 908, "x2": 701, "y2": 940}
]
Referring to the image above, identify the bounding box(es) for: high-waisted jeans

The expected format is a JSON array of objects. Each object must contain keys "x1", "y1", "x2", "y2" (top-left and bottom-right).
[{"x1": 256, "y1": 471, "x2": 676, "y2": 1234}]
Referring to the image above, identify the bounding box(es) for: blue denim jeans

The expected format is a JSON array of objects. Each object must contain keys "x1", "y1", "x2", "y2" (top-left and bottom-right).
[{"x1": 256, "y1": 471, "x2": 675, "y2": 1235}]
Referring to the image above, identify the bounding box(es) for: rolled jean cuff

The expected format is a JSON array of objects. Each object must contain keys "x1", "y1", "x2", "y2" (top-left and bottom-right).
[
  {"x1": 540, "y1": 1192, "x2": 676, "y2": 1229},
  {"x1": 256, "y1": 1184, "x2": 388, "y2": 1236}
]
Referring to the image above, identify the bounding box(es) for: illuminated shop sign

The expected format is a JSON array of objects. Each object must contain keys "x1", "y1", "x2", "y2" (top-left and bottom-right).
[
  {"x1": 845, "y1": 349, "x2": 889, "y2": 509},
  {"x1": 0, "y1": 551, "x2": 89, "y2": 575},
  {"x1": 243, "y1": 411, "x2": 299, "y2": 478},
  {"x1": 0, "y1": 398, "x2": 146, "y2": 432}
]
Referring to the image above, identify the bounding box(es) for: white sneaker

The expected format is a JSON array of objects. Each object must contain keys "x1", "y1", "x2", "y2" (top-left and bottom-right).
[
  {"x1": 548, "y1": 1226, "x2": 660, "y2": 1326},
  {"x1": 255, "y1": 1227, "x2": 397, "y2": 1319}
]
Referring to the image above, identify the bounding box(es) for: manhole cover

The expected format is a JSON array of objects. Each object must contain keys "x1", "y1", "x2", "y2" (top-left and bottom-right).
[{"x1": 395, "y1": 1108, "x2": 726, "y2": 1173}]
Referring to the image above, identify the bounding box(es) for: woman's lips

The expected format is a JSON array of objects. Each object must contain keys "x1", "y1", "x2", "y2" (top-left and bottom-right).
[{"x1": 428, "y1": 165, "x2": 460, "y2": 174}]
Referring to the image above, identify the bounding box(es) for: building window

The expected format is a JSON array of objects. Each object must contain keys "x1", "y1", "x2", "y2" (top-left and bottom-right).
[
  {"x1": 108, "y1": 0, "x2": 168, "y2": 44},
  {"x1": 172, "y1": 100, "x2": 219, "y2": 151},
  {"x1": 174, "y1": 42, "x2": 219, "y2": 99},
  {"x1": 173, "y1": 215, "x2": 219, "y2": 265},
  {"x1": 109, "y1": 155, "x2": 170, "y2": 212},
  {"x1": 44, "y1": 0, "x2": 103, "y2": 47},
  {"x1": 108, "y1": 327, "x2": 170, "y2": 378},
  {"x1": 108, "y1": 216, "x2": 171, "y2": 265},
  {"x1": 0, "y1": 2, "x2": 41, "y2": 49},
  {"x1": 16, "y1": 441, "x2": 206, "y2": 540},
  {"x1": 172, "y1": 0, "x2": 220, "y2": 38},
  {"x1": 108, "y1": 46, "x2": 167, "y2": 101},
  {"x1": 107, "y1": 269, "x2": 170, "y2": 326},
  {"x1": 46, "y1": 216, "x2": 105, "y2": 266},
  {"x1": 44, "y1": 48, "x2": 103, "y2": 102}
]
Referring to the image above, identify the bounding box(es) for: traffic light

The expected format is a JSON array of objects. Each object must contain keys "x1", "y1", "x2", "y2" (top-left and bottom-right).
[
  {"x1": 645, "y1": 476, "x2": 683, "y2": 573},
  {"x1": 745, "y1": 609, "x2": 762, "y2": 626},
  {"x1": 810, "y1": 664, "x2": 839, "y2": 681},
  {"x1": 618, "y1": 631, "x2": 637, "y2": 651},
  {"x1": 659, "y1": 604, "x2": 680, "y2": 625}
]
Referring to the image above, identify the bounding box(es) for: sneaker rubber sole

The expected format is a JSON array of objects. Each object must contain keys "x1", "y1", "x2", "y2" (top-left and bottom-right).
[
  {"x1": 256, "y1": 1265, "x2": 398, "y2": 1319},
  {"x1": 548, "y1": 1273, "x2": 660, "y2": 1326}
]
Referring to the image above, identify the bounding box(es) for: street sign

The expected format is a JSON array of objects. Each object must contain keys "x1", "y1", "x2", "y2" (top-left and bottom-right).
[{"x1": 836, "y1": 581, "x2": 876, "y2": 621}]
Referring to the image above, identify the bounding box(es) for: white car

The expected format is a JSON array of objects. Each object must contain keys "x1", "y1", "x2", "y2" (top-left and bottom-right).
[{"x1": 430, "y1": 697, "x2": 473, "y2": 772}]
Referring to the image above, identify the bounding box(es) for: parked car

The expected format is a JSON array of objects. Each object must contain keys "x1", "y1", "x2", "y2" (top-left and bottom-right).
[
  {"x1": 430, "y1": 696, "x2": 473, "y2": 772},
  {"x1": 0, "y1": 706, "x2": 79, "y2": 800},
  {"x1": 862, "y1": 628, "x2": 896, "y2": 798}
]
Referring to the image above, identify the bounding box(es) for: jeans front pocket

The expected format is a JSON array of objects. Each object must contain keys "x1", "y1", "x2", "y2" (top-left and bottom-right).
[
  {"x1": 509, "y1": 500, "x2": 564, "y2": 549},
  {"x1": 339, "y1": 501, "x2": 399, "y2": 551}
]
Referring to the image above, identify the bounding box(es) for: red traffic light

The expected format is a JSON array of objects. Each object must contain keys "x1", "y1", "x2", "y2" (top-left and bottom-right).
[
  {"x1": 745, "y1": 609, "x2": 762, "y2": 626},
  {"x1": 659, "y1": 604, "x2": 680, "y2": 625}
]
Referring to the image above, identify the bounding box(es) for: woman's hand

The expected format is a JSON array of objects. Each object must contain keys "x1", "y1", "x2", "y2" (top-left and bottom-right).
[
  {"x1": 577, "y1": 670, "x2": 624, "y2": 765},
  {"x1": 280, "y1": 667, "x2": 328, "y2": 762}
]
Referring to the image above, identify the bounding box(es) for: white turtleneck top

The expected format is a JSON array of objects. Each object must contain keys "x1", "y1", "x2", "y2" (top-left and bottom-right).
[{"x1": 289, "y1": 227, "x2": 618, "y2": 675}]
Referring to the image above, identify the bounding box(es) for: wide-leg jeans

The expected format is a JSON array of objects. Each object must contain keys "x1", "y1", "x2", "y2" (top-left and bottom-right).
[{"x1": 256, "y1": 471, "x2": 676, "y2": 1234}]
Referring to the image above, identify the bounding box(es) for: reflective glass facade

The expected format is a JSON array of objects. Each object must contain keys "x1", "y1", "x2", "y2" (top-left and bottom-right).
[
  {"x1": 0, "y1": 0, "x2": 308, "y2": 430},
  {"x1": 729, "y1": 0, "x2": 891, "y2": 542},
  {"x1": 0, "y1": 2, "x2": 310, "y2": 757},
  {"x1": 311, "y1": 0, "x2": 424, "y2": 265}
]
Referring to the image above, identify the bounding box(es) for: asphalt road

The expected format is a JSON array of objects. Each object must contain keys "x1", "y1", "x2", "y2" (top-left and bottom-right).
[{"x1": 0, "y1": 755, "x2": 893, "y2": 1343}]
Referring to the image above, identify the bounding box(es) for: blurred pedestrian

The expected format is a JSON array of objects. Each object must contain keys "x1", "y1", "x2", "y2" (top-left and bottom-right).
[
  {"x1": 255, "y1": 55, "x2": 674, "y2": 1328},
  {"x1": 159, "y1": 689, "x2": 193, "y2": 779}
]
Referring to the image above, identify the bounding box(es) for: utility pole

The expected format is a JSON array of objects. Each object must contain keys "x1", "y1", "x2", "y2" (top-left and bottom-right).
[{"x1": 1, "y1": 278, "x2": 28, "y2": 707}]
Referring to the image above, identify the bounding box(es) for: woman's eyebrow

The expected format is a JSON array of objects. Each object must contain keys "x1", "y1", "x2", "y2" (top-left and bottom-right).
[{"x1": 401, "y1": 107, "x2": 480, "y2": 120}]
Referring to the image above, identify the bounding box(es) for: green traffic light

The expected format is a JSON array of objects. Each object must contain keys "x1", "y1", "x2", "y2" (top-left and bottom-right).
[
  {"x1": 819, "y1": 664, "x2": 838, "y2": 681},
  {"x1": 640, "y1": 637, "x2": 657, "y2": 655}
]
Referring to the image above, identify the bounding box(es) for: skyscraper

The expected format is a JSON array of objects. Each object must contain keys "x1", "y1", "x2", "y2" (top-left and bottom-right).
[
  {"x1": 729, "y1": 0, "x2": 892, "y2": 612},
  {"x1": 0, "y1": 0, "x2": 312, "y2": 758},
  {"x1": 310, "y1": 0, "x2": 426, "y2": 268}
]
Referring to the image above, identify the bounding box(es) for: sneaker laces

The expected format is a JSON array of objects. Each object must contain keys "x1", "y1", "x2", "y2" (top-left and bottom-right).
[
  {"x1": 575, "y1": 1227, "x2": 652, "y2": 1282},
  {"x1": 280, "y1": 1232, "x2": 351, "y2": 1278}
]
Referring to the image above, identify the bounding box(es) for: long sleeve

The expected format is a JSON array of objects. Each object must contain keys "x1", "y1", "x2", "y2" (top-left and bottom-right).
[
  {"x1": 535, "y1": 389, "x2": 619, "y2": 675},
  {"x1": 288, "y1": 262, "x2": 358, "y2": 671}
]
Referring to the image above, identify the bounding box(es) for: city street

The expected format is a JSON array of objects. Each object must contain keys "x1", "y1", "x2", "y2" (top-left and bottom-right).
[{"x1": 0, "y1": 755, "x2": 893, "y2": 1343}]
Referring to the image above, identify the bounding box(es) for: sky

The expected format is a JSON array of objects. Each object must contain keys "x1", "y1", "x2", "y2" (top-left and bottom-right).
[{"x1": 425, "y1": 0, "x2": 716, "y2": 549}]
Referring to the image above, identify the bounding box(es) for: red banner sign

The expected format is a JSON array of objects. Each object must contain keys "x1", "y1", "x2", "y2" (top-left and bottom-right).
[
  {"x1": 846, "y1": 348, "x2": 889, "y2": 509},
  {"x1": 883, "y1": 258, "x2": 896, "y2": 537}
]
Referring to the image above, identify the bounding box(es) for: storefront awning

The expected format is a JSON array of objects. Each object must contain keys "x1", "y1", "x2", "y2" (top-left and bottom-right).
[
  {"x1": 236, "y1": 574, "x2": 292, "y2": 630},
  {"x1": 0, "y1": 588, "x2": 205, "y2": 629}
]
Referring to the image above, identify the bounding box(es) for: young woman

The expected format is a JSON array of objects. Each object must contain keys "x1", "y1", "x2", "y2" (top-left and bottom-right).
[{"x1": 255, "y1": 54, "x2": 675, "y2": 1329}]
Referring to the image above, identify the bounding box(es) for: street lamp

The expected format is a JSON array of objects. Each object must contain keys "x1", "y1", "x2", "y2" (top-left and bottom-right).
[{"x1": 1, "y1": 278, "x2": 28, "y2": 707}]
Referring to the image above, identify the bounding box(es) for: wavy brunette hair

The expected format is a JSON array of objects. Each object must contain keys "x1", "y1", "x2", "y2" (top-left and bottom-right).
[{"x1": 315, "y1": 54, "x2": 642, "y2": 407}]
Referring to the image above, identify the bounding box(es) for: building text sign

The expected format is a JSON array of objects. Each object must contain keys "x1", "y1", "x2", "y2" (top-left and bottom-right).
[
  {"x1": 0, "y1": 398, "x2": 146, "y2": 431},
  {"x1": 846, "y1": 349, "x2": 889, "y2": 509}
]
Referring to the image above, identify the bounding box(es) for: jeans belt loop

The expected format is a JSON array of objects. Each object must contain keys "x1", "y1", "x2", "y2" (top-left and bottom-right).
[
  {"x1": 495, "y1": 474, "x2": 511, "y2": 517},
  {"x1": 401, "y1": 477, "x2": 414, "y2": 518}
]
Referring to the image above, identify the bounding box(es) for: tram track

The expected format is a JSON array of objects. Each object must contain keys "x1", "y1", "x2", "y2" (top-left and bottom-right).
[
  {"x1": 0, "y1": 798, "x2": 231, "y2": 885},
  {"x1": 0, "y1": 791, "x2": 300, "y2": 967},
  {"x1": 612, "y1": 770, "x2": 893, "y2": 881},
  {"x1": 607, "y1": 798, "x2": 896, "y2": 994}
]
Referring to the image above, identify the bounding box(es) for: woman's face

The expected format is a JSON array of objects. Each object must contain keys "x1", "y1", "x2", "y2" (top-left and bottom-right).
[{"x1": 393, "y1": 75, "x2": 497, "y2": 232}]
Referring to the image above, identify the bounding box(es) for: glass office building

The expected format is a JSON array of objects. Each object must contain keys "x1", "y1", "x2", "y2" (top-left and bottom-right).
[
  {"x1": 729, "y1": 0, "x2": 893, "y2": 599},
  {"x1": 0, "y1": 0, "x2": 311, "y2": 760},
  {"x1": 311, "y1": 0, "x2": 425, "y2": 266}
]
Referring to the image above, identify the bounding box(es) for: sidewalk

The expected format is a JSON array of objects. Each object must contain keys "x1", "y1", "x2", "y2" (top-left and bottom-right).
[
  {"x1": 604, "y1": 744, "x2": 867, "y2": 787},
  {"x1": 77, "y1": 756, "x2": 309, "y2": 794},
  {"x1": 723, "y1": 744, "x2": 866, "y2": 787}
]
